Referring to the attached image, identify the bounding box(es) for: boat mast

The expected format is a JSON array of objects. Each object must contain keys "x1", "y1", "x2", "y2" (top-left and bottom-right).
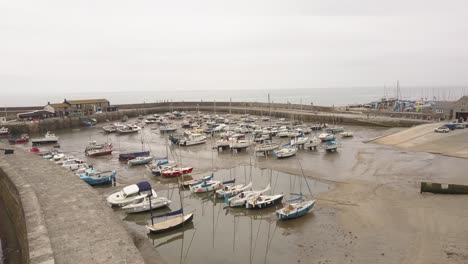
[
  {"x1": 268, "y1": 93, "x2": 271, "y2": 127},
  {"x1": 229, "y1": 98, "x2": 232, "y2": 115}
]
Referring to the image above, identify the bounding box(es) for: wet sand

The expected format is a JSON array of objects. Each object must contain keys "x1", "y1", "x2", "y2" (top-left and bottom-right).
[{"x1": 7, "y1": 116, "x2": 468, "y2": 263}]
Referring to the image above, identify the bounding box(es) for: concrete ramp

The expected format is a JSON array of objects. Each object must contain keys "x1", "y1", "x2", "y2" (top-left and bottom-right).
[{"x1": 373, "y1": 123, "x2": 468, "y2": 159}]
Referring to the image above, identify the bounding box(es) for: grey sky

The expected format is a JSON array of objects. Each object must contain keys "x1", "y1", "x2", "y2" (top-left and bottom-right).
[{"x1": 1, "y1": 0, "x2": 468, "y2": 93}]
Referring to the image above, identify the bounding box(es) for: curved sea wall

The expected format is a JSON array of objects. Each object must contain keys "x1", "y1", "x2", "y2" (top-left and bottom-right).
[
  {"x1": 0, "y1": 144, "x2": 145, "y2": 264},
  {"x1": 2, "y1": 101, "x2": 431, "y2": 134}
]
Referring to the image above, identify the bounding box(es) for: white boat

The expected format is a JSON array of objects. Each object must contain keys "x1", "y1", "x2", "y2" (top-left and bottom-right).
[
  {"x1": 117, "y1": 125, "x2": 141, "y2": 134},
  {"x1": 318, "y1": 133, "x2": 335, "y2": 142},
  {"x1": 106, "y1": 181, "x2": 157, "y2": 207},
  {"x1": 274, "y1": 146, "x2": 298, "y2": 158},
  {"x1": 61, "y1": 159, "x2": 88, "y2": 171},
  {"x1": 0, "y1": 127, "x2": 9, "y2": 136},
  {"x1": 52, "y1": 153, "x2": 65, "y2": 161},
  {"x1": 290, "y1": 137, "x2": 308, "y2": 146},
  {"x1": 323, "y1": 141, "x2": 338, "y2": 153},
  {"x1": 340, "y1": 131, "x2": 354, "y2": 137},
  {"x1": 128, "y1": 156, "x2": 154, "y2": 166},
  {"x1": 246, "y1": 194, "x2": 284, "y2": 209},
  {"x1": 276, "y1": 200, "x2": 316, "y2": 220},
  {"x1": 31, "y1": 131, "x2": 59, "y2": 144},
  {"x1": 226, "y1": 184, "x2": 271, "y2": 207},
  {"x1": 189, "y1": 180, "x2": 223, "y2": 193},
  {"x1": 215, "y1": 182, "x2": 252, "y2": 199},
  {"x1": 178, "y1": 134, "x2": 207, "y2": 146},
  {"x1": 122, "y1": 196, "x2": 171, "y2": 213},
  {"x1": 102, "y1": 125, "x2": 117, "y2": 133},
  {"x1": 305, "y1": 137, "x2": 321, "y2": 150},
  {"x1": 230, "y1": 139, "x2": 250, "y2": 150},
  {"x1": 277, "y1": 129, "x2": 290, "y2": 138},
  {"x1": 216, "y1": 137, "x2": 231, "y2": 148},
  {"x1": 255, "y1": 142, "x2": 280, "y2": 152}
]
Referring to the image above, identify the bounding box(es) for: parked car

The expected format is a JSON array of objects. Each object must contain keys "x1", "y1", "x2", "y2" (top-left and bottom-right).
[
  {"x1": 434, "y1": 126, "x2": 450, "y2": 133},
  {"x1": 454, "y1": 123, "x2": 466, "y2": 129}
]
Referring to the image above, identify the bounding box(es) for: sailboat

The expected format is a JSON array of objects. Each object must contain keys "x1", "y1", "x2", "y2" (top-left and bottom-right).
[
  {"x1": 146, "y1": 174, "x2": 194, "y2": 233},
  {"x1": 276, "y1": 159, "x2": 316, "y2": 220}
]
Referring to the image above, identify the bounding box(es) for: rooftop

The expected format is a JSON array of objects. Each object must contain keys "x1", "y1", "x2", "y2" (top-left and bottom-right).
[{"x1": 66, "y1": 99, "x2": 109, "y2": 105}]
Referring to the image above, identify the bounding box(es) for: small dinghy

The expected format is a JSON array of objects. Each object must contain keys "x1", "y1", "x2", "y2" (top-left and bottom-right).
[
  {"x1": 123, "y1": 196, "x2": 171, "y2": 214},
  {"x1": 128, "y1": 156, "x2": 153, "y2": 166},
  {"x1": 147, "y1": 209, "x2": 194, "y2": 234},
  {"x1": 340, "y1": 131, "x2": 353, "y2": 138},
  {"x1": 276, "y1": 199, "x2": 316, "y2": 220},
  {"x1": 79, "y1": 170, "x2": 116, "y2": 186},
  {"x1": 106, "y1": 181, "x2": 157, "y2": 207},
  {"x1": 215, "y1": 182, "x2": 252, "y2": 199},
  {"x1": 226, "y1": 184, "x2": 271, "y2": 207},
  {"x1": 245, "y1": 194, "x2": 284, "y2": 209}
]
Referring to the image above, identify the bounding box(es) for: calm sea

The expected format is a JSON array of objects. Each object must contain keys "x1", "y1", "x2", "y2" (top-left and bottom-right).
[{"x1": 1, "y1": 87, "x2": 466, "y2": 107}]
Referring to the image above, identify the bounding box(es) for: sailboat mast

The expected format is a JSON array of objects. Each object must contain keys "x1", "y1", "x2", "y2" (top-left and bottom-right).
[
  {"x1": 268, "y1": 93, "x2": 271, "y2": 127},
  {"x1": 229, "y1": 98, "x2": 232, "y2": 115}
]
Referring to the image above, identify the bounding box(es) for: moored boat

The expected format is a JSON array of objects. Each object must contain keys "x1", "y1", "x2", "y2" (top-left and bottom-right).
[
  {"x1": 79, "y1": 170, "x2": 116, "y2": 186},
  {"x1": 128, "y1": 156, "x2": 154, "y2": 166},
  {"x1": 31, "y1": 131, "x2": 59, "y2": 144},
  {"x1": 245, "y1": 193, "x2": 284, "y2": 209},
  {"x1": 215, "y1": 182, "x2": 252, "y2": 199},
  {"x1": 161, "y1": 167, "x2": 193, "y2": 178},
  {"x1": 107, "y1": 181, "x2": 157, "y2": 207},
  {"x1": 318, "y1": 133, "x2": 335, "y2": 142},
  {"x1": 0, "y1": 127, "x2": 10, "y2": 136},
  {"x1": 123, "y1": 196, "x2": 171, "y2": 213},
  {"x1": 189, "y1": 180, "x2": 223, "y2": 193},
  {"x1": 276, "y1": 199, "x2": 316, "y2": 220},
  {"x1": 181, "y1": 174, "x2": 214, "y2": 187},
  {"x1": 119, "y1": 151, "x2": 151, "y2": 160},
  {"x1": 226, "y1": 184, "x2": 271, "y2": 207},
  {"x1": 8, "y1": 134, "x2": 29, "y2": 144},
  {"x1": 274, "y1": 146, "x2": 298, "y2": 158}
]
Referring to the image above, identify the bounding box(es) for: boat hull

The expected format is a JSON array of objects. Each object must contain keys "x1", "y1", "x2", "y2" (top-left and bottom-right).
[
  {"x1": 246, "y1": 195, "x2": 284, "y2": 209},
  {"x1": 119, "y1": 151, "x2": 151, "y2": 160},
  {"x1": 276, "y1": 200, "x2": 315, "y2": 220},
  {"x1": 147, "y1": 213, "x2": 194, "y2": 234}
]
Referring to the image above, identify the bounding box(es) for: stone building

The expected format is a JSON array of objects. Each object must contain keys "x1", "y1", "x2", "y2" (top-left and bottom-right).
[
  {"x1": 44, "y1": 99, "x2": 110, "y2": 117},
  {"x1": 453, "y1": 96, "x2": 468, "y2": 121},
  {"x1": 432, "y1": 101, "x2": 455, "y2": 120}
]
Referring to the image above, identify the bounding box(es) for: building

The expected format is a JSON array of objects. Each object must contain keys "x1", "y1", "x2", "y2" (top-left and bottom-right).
[
  {"x1": 453, "y1": 96, "x2": 468, "y2": 121},
  {"x1": 432, "y1": 101, "x2": 455, "y2": 120},
  {"x1": 44, "y1": 102, "x2": 70, "y2": 117},
  {"x1": 44, "y1": 99, "x2": 110, "y2": 117}
]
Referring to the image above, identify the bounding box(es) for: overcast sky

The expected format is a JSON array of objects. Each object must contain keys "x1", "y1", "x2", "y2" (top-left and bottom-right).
[{"x1": 1, "y1": 0, "x2": 468, "y2": 94}]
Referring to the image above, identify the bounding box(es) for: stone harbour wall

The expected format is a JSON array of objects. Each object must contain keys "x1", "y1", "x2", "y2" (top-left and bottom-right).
[{"x1": 0, "y1": 144, "x2": 145, "y2": 264}]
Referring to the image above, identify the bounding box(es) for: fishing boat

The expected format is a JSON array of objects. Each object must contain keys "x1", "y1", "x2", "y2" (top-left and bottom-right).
[
  {"x1": 274, "y1": 146, "x2": 298, "y2": 158},
  {"x1": 106, "y1": 181, "x2": 157, "y2": 207},
  {"x1": 245, "y1": 193, "x2": 284, "y2": 209},
  {"x1": 119, "y1": 151, "x2": 151, "y2": 160},
  {"x1": 117, "y1": 124, "x2": 141, "y2": 134},
  {"x1": 189, "y1": 180, "x2": 224, "y2": 193},
  {"x1": 8, "y1": 134, "x2": 29, "y2": 144},
  {"x1": 31, "y1": 131, "x2": 59, "y2": 144},
  {"x1": 122, "y1": 196, "x2": 171, "y2": 213},
  {"x1": 318, "y1": 133, "x2": 335, "y2": 142},
  {"x1": 79, "y1": 170, "x2": 116, "y2": 186},
  {"x1": 161, "y1": 167, "x2": 193, "y2": 178},
  {"x1": 85, "y1": 142, "x2": 113, "y2": 156},
  {"x1": 128, "y1": 156, "x2": 154, "y2": 166},
  {"x1": 181, "y1": 174, "x2": 214, "y2": 187},
  {"x1": 0, "y1": 127, "x2": 10, "y2": 136},
  {"x1": 323, "y1": 141, "x2": 338, "y2": 153},
  {"x1": 177, "y1": 134, "x2": 207, "y2": 146},
  {"x1": 255, "y1": 142, "x2": 280, "y2": 152},
  {"x1": 215, "y1": 182, "x2": 252, "y2": 199},
  {"x1": 276, "y1": 199, "x2": 316, "y2": 220},
  {"x1": 340, "y1": 131, "x2": 354, "y2": 137},
  {"x1": 226, "y1": 184, "x2": 271, "y2": 207}
]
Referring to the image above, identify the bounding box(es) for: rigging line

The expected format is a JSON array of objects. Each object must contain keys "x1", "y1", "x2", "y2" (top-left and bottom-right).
[
  {"x1": 264, "y1": 221, "x2": 272, "y2": 264},
  {"x1": 297, "y1": 158, "x2": 313, "y2": 196},
  {"x1": 182, "y1": 229, "x2": 197, "y2": 264},
  {"x1": 251, "y1": 220, "x2": 262, "y2": 262}
]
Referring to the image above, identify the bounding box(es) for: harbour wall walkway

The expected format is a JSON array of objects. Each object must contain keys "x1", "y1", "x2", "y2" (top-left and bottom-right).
[
  {"x1": 0, "y1": 144, "x2": 145, "y2": 264},
  {"x1": 2, "y1": 101, "x2": 432, "y2": 134}
]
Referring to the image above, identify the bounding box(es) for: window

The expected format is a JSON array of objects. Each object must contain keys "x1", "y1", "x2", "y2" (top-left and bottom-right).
[{"x1": 436, "y1": 109, "x2": 444, "y2": 113}]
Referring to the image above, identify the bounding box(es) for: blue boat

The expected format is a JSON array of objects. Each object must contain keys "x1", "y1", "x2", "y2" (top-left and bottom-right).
[
  {"x1": 119, "y1": 151, "x2": 151, "y2": 161},
  {"x1": 79, "y1": 170, "x2": 116, "y2": 186},
  {"x1": 276, "y1": 199, "x2": 316, "y2": 220}
]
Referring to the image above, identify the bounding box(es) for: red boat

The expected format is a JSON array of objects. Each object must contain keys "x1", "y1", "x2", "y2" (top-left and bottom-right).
[
  {"x1": 29, "y1": 147, "x2": 41, "y2": 153},
  {"x1": 161, "y1": 167, "x2": 193, "y2": 177},
  {"x1": 9, "y1": 134, "x2": 29, "y2": 144}
]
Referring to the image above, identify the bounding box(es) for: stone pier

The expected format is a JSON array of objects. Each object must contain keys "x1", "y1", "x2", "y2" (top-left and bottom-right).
[{"x1": 0, "y1": 144, "x2": 145, "y2": 264}]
